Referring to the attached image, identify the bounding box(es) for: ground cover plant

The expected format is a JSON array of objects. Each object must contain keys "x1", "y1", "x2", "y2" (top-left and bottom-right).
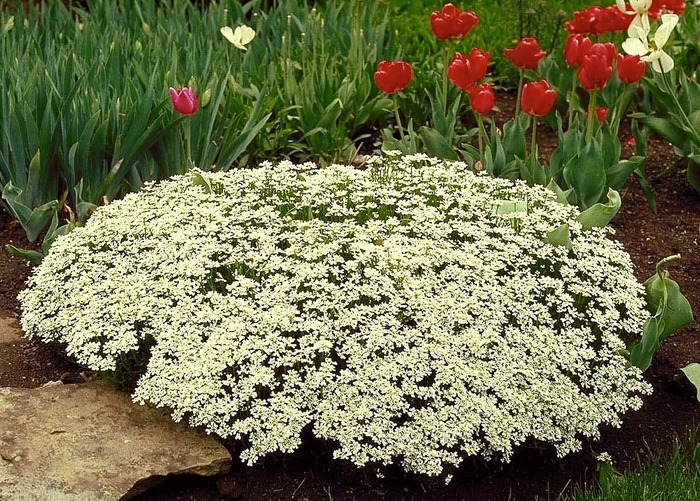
[{"x1": 19, "y1": 155, "x2": 659, "y2": 477}]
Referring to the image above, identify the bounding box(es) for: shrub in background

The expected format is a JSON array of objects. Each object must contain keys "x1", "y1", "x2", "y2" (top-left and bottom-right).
[{"x1": 20, "y1": 154, "x2": 652, "y2": 477}]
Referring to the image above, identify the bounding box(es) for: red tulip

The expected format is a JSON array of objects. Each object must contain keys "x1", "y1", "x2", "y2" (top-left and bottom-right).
[
  {"x1": 586, "y1": 106, "x2": 609, "y2": 122},
  {"x1": 521, "y1": 80, "x2": 557, "y2": 116},
  {"x1": 169, "y1": 86, "x2": 199, "y2": 115},
  {"x1": 563, "y1": 34, "x2": 592, "y2": 67},
  {"x1": 649, "y1": 0, "x2": 685, "y2": 18},
  {"x1": 617, "y1": 54, "x2": 646, "y2": 84},
  {"x1": 447, "y1": 48, "x2": 490, "y2": 91},
  {"x1": 565, "y1": 7, "x2": 595, "y2": 34},
  {"x1": 577, "y1": 42, "x2": 616, "y2": 91},
  {"x1": 374, "y1": 60, "x2": 413, "y2": 94},
  {"x1": 468, "y1": 82, "x2": 495, "y2": 114},
  {"x1": 430, "y1": 3, "x2": 479, "y2": 40},
  {"x1": 503, "y1": 37, "x2": 546, "y2": 70}
]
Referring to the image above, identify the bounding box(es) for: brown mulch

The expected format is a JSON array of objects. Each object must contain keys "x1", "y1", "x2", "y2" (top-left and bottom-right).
[{"x1": 0, "y1": 95, "x2": 698, "y2": 500}]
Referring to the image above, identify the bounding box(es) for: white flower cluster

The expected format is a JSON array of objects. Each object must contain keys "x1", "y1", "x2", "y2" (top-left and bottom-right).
[{"x1": 19, "y1": 154, "x2": 652, "y2": 477}]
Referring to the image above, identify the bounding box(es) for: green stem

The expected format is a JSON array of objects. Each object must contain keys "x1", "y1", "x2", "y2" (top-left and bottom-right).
[
  {"x1": 567, "y1": 76, "x2": 578, "y2": 130},
  {"x1": 393, "y1": 94, "x2": 406, "y2": 143},
  {"x1": 515, "y1": 69, "x2": 524, "y2": 118},
  {"x1": 443, "y1": 43, "x2": 452, "y2": 118},
  {"x1": 475, "y1": 112, "x2": 487, "y2": 159},
  {"x1": 655, "y1": 253, "x2": 681, "y2": 277},
  {"x1": 530, "y1": 117, "x2": 538, "y2": 181},
  {"x1": 586, "y1": 91, "x2": 597, "y2": 143},
  {"x1": 185, "y1": 117, "x2": 193, "y2": 168},
  {"x1": 660, "y1": 71, "x2": 700, "y2": 146}
]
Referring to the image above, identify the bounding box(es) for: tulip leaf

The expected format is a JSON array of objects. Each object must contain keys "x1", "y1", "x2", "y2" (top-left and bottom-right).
[
  {"x1": 547, "y1": 224, "x2": 572, "y2": 249},
  {"x1": 576, "y1": 188, "x2": 620, "y2": 230},
  {"x1": 678, "y1": 364, "x2": 700, "y2": 402},
  {"x1": 630, "y1": 257, "x2": 694, "y2": 372},
  {"x1": 418, "y1": 126, "x2": 458, "y2": 160},
  {"x1": 5, "y1": 244, "x2": 44, "y2": 266},
  {"x1": 606, "y1": 156, "x2": 645, "y2": 191},
  {"x1": 567, "y1": 139, "x2": 606, "y2": 210},
  {"x1": 2, "y1": 181, "x2": 60, "y2": 242},
  {"x1": 546, "y1": 178, "x2": 573, "y2": 205}
]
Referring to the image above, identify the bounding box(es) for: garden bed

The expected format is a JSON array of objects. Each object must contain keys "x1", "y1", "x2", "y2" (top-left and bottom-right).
[{"x1": 0, "y1": 96, "x2": 698, "y2": 499}]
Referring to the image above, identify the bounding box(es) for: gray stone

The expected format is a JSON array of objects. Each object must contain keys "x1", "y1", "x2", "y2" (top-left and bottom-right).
[{"x1": 0, "y1": 381, "x2": 231, "y2": 501}]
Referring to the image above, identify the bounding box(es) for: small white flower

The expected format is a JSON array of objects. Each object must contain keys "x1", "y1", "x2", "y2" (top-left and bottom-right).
[
  {"x1": 220, "y1": 25, "x2": 256, "y2": 51},
  {"x1": 622, "y1": 14, "x2": 679, "y2": 73}
]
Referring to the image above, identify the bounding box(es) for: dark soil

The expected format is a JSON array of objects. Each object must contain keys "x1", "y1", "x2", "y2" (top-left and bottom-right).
[{"x1": 0, "y1": 92, "x2": 698, "y2": 500}]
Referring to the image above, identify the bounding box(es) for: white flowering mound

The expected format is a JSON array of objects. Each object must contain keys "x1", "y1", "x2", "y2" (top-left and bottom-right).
[{"x1": 20, "y1": 155, "x2": 652, "y2": 477}]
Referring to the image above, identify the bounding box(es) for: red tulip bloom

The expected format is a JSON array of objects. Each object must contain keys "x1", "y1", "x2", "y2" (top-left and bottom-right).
[
  {"x1": 503, "y1": 37, "x2": 547, "y2": 70},
  {"x1": 617, "y1": 54, "x2": 647, "y2": 84},
  {"x1": 565, "y1": 7, "x2": 595, "y2": 34},
  {"x1": 374, "y1": 60, "x2": 413, "y2": 94},
  {"x1": 447, "y1": 48, "x2": 490, "y2": 91},
  {"x1": 521, "y1": 80, "x2": 557, "y2": 116},
  {"x1": 649, "y1": 0, "x2": 685, "y2": 18},
  {"x1": 430, "y1": 3, "x2": 479, "y2": 40},
  {"x1": 577, "y1": 42, "x2": 616, "y2": 91},
  {"x1": 563, "y1": 34, "x2": 592, "y2": 67},
  {"x1": 586, "y1": 106, "x2": 609, "y2": 122},
  {"x1": 468, "y1": 82, "x2": 495, "y2": 114},
  {"x1": 169, "y1": 86, "x2": 199, "y2": 115}
]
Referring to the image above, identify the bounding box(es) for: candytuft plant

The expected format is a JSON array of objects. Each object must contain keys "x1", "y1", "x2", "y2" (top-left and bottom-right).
[{"x1": 20, "y1": 154, "x2": 654, "y2": 477}]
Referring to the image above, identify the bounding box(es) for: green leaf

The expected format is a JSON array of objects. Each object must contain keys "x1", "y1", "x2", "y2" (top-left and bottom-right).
[
  {"x1": 418, "y1": 126, "x2": 458, "y2": 160},
  {"x1": 644, "y1": 270, "x2": 693, "y2": 341},
  {"x1": 678, "y1": 363, "x2": 700, "y2": 402},
  {"x1": 5, "y1": 244, "x2": 44, "y2": 265},
  {"x1": 546, "y1": 178, "x2": 572, "y2": 205},
  {"x1": 630, "y1": 112, "x2": 690, "y2": 151},
  {"x1": 566, "y1": 138, "x2": 606, "y2": 210},
  {"x1": 606, "y1": 156, "x2": 645, "y2": 191},
  {"x1": 575, "y1": 188, "x2": 621, "y2": 230},
  {"x1": 547, "y1": 224, "x2": 572, "y2": 249},
  {"x1": 630, "y1": 257, "x2": 694, "y2": 372},
  {"x1": 1, "y1": 181, "x2": 60, "y2": 242}
]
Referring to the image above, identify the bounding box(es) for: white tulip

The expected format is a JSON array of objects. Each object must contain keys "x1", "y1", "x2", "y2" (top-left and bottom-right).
[
  {"x1": 220, "y1": 25, "x2": 256, "y2": 51},
  {"x1": 622, "y1": 14, "x2": 679, "y2": 73}
]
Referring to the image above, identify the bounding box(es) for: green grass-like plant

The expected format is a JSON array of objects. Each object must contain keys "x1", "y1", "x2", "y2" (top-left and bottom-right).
[{"x1": 561, "y1": 430, "x2": 700, "y2": 501}]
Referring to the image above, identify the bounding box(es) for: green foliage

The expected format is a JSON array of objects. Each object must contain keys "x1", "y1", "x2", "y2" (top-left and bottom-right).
[
  {"x1": 632, "y1": 68, "x2": 700, "y2": 191},
  {"x1": 563, "y1": 430, "x2": 700, "y2": 501},
  {"x1": 629, "y1": 255, "x2": 694, "y2": 372},
  {"x1": 0, "y1": 0, "x2": 394, "y2": 246}
]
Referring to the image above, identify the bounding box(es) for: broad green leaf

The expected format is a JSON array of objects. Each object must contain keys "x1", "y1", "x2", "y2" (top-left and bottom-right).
[
  {"x1": 418, "y1": 126, "x2": 458, "y2": 161},
  {"x1": 1, "y1": 181, "x2": 60, "y2": 242},
  {"x1": 606, "y1": 156, "x2": 645, "y2": 191},
  {"x1": 566, "y1": 139, "x2": 606, "y2": 210},
  {"x1": 678, "y1": 363, "x2": 700, "y2": 402},
  {"x1": 644, "y1": 270, "x2": 693, "y2": 341},
  {"x1": 576, "y1": 188, "x2": 621, "y2": 230},
  {"x1": 5, "y1": 244, "x2": 44, "y2": 265},
  {"x1": 546, "y1": 178, "x2": 572, "y2": 205},
  {"x1": 547, "y1": 224, "x2": 572, "y2": 249}
]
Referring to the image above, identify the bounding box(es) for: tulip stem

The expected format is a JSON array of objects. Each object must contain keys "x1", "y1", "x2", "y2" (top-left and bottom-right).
[
  {"x1": 515, "y1": 69, "x2": 524, "y2": 118},
  {"x1": 443, "y1": 44, "x2": 452, "y2": 118},
  {"x1": 567, "y1": 77, "x2": 578, "y2": 130},
  {"x1": 393, "y1": 94, "x2": 406, "y2": 144},
  {"x1": 530, "y1": 117, "x2": 538, "y2": 176},
  {"x1": 660, "y1": 71, "x2": 700, "y2": 146},
  {"x1": 586, "y1": 91, "x2": 597, "y2": 143},
  {"x1": 475, "y1": 113, "x2": 487, "y2": 159},
  {"x1": 185, "y1": 117, "x2": 193, "y2": 169}
]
